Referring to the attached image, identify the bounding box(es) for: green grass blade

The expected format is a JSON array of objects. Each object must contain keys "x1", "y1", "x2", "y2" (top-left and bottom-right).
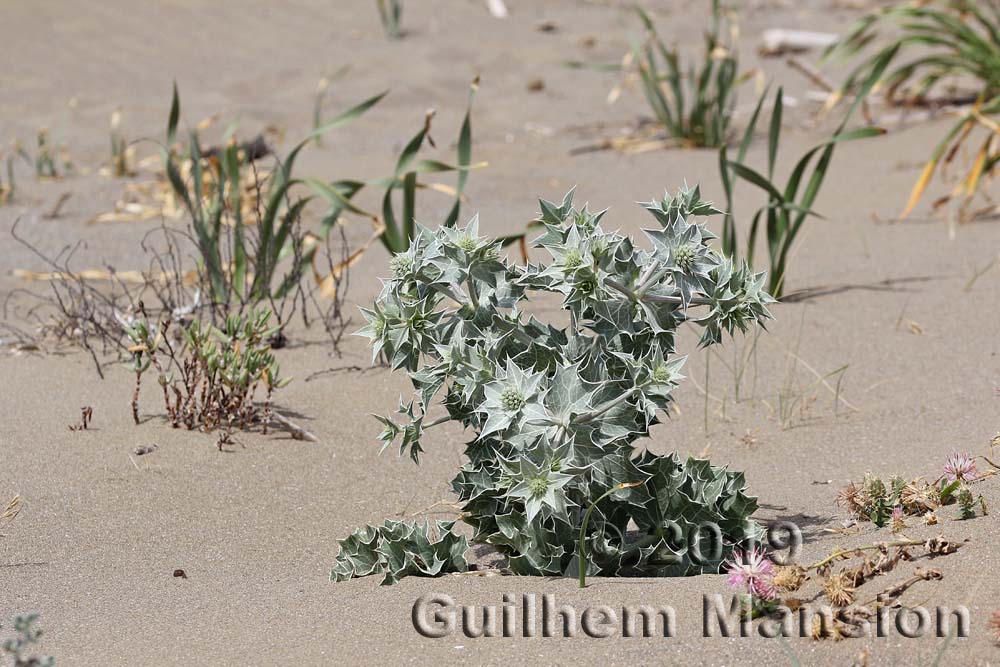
[
  {"x1": 767, "y1": 88, "x2": 783, "y2": 180},
  {"x1": 167, "y1": 82, "x2": 180, "y2": 148},
  {"x1": 307, "y1": 90, "x2": 388, "y2": 144},
  {"x1": 402, "y1": 171, "x2": 417, "y2": 243},
  {"x1": 728, "y1": 162, "x2": 785, "y2": 202},
  {"x1": 381, "y1": 187, "x2": 403, "y2": 253},
  {"x1": 223, "y1": 143, "x2": 246, "y2": 298},
  {"x1": 445, "y1": 77, "x2": 479, "y2": 228}
]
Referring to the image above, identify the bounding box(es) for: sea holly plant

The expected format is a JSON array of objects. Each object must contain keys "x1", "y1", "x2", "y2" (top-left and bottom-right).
[{"x1": 336, "y1": 186, "x2": 774, "y2": 584}]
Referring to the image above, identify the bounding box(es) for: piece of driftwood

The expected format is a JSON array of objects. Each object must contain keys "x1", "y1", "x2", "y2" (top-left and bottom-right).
[
  {"x1": 760, "y1": 29, "x2": 837, "y2": 56},
  {"x1": 269, "y1": 411, "x2": 319, "y2": 442}
]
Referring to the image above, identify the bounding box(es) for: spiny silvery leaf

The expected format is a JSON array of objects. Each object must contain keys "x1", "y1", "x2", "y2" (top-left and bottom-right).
[
  {"x1": 331, "y1": 520, "x2": 468, "y2": 586},
  {"x1": 642, "y1": 184, "x2": 723, "y2": 226}
]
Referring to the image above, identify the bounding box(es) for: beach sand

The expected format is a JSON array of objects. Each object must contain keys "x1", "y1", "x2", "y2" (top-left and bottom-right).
[{"x1": 2, "y1": 1, "x2": 999, "y2": 664}]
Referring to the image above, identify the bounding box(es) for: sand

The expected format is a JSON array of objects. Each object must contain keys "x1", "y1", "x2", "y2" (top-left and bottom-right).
[{"x1": 2, "y1": 0, "x2": 999, "y2": 664}]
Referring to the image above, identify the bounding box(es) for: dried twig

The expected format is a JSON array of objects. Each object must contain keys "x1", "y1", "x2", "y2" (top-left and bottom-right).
[{"x1": 269, "y1": 411, "x2": 318, "y2": 442}]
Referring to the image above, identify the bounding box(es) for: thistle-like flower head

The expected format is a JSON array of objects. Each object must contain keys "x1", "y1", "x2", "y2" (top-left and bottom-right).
[
  {"x1": 943, "y1": 452, "x2": 979, "y2": 482},
  {"x1": 725, "y1": 547, "x2": 777, "y2": 600}
]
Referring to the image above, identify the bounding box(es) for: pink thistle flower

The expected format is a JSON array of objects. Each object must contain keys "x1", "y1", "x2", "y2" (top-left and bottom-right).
[
  {"x1": 891, "y1": 505, "x2": 905, "y2": 532},
  {"x1": 725, "y1": 547, "x2": 777, "y2": 600},
  {"x1": 943, "y1": 452, "x2": 979, "y2": 482}
]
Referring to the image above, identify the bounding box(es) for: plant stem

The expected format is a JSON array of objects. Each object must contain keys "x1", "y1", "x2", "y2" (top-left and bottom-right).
[
  {"x1": 579, "y1": 482, "x2": 643, "y2": 588},
  {"x1": 603, "y1": 276, "x2": 712, "y2": 306},
  {"x1": 467, "y1": 276, "x2": 480, "y2": 310},
  {"x1": 433, "y1": 283, "x2": 469, "y2": 307},
  {"x1": 806, "y1": 538, "x2": 923, "y2": 571},
  {"x1": 424, "y1": 414, "x2": 452, "y2": 428},
  {"x1": 635, "y1": 260, "x2": 661, "y2": 294},
  {"x1": 573, "y1": 381, "x2": 651, "y2": 424},
  {"x1": 636, "y1": 264, "x2": 671, "y2": 298}
]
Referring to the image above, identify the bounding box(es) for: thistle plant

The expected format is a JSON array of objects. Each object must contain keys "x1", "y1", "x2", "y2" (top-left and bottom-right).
[
  {"x1": 836, "y1": 454, "x2": 990, "y2": 526},
  {"x1": 338, "y1": 186, "x2": 773, "y2": 583},
  {"x1": 332, "y1": 520, "x2": 467, "y2": 585},
  {"x1": 123, "y1": 308, "x2": 289, "y2": 437}
]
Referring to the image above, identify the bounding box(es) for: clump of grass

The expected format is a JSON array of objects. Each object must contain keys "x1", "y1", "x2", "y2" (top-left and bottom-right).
[
  {"x1": 632, "y1": 2, "x2": 739, "y2": 148},
  {"x1": 124, "y1": 307, "x2": 290, "y2": 439},
  {"x1": 13, "y1": 129, "x2": 64, "y2": 180},
  {"x1": 824, "y1": 0, "x2": 1000, "y2": 220},
  {"x1": 162, "y1": 83, "x2": 385, "y2": 312},
  {"x1": 719, "y1": 46, "x2": 894, "y2": 298},
  {"x1": 377, "y1": 0, "x2": 403, "y2": 40}
]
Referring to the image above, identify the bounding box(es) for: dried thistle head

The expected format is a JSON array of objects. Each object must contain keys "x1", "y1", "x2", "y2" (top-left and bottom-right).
[
  {"x1": 900, "y1": 478, "x2": 938, "y2": 513},
  {"x1": 772, "y1": 565, "x2": 807, "y2": 592},
  {"x1": 823, "y1": 572, "x2": 857, "y2": 607},
  {"x1": 810, "y1": 614, "x2": 844, "y2": 641},
  {"x1": 836, "y1": 481, "x2": 867, "y2": 515},
  {"x1": 925, "y1": 535, "x2": 965, "y2": 556}
]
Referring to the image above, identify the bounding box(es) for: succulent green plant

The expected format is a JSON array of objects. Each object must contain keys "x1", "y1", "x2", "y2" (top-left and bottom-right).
[
  {"x1": 123, "y1": 307, "x2": 289, "y2": 434},
  {"x1": 337, "y1": 186, "x2": 773, "y2": 584},
  {"x1": 331, "y1": 519, "x2": 468, "y2": 585}
]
